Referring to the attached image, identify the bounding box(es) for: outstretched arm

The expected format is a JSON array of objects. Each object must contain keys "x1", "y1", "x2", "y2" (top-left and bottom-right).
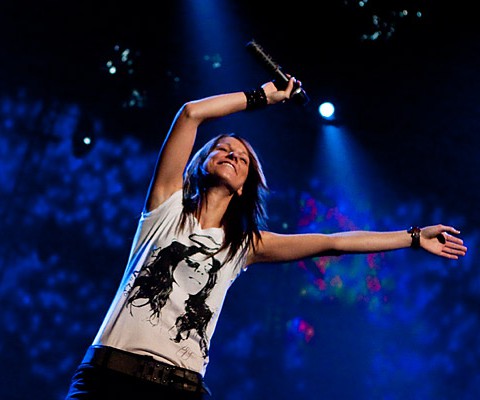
[
  {"x1": 247, "y1": 225, "x2": 467, "y2": 265},
  {"x1": 144, "y1": 79, "x2": 297, "y2": 211}
]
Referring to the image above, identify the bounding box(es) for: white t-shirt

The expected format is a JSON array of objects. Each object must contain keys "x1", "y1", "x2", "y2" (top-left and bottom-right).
[{"x1": 93, "y1": 190, "x2": 248, "y2": 375}]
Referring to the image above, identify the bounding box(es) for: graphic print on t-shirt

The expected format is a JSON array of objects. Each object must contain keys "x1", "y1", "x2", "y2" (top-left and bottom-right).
[{"x1": 125, "y1": 233, "x2": 223, "y2": 358}]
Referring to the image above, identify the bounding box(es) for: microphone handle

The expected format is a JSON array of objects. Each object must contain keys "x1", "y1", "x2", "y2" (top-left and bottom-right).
[{"x1": 246, "y1": 39, "x2": 309, "y2": 105}]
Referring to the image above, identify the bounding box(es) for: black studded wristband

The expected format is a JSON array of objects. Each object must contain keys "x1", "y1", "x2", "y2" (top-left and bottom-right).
[
  {"x1": 244, "y1": 87, "x2": 267, "y2": 111},
  {"x1": 407, "y1": 226, "x2": 421, "y2": 249}
]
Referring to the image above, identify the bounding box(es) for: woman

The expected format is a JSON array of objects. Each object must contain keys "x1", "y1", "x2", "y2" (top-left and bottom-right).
[{"x1": 65, "y1": 78, "x2": 467, "y2": 399}]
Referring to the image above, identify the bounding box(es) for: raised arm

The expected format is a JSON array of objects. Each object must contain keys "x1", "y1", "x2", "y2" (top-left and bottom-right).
[
  {"x1": 144, "y1": 79, "x2": 297, "y2": 211},
  {"x1": 247, "y1": 225, "x2": 467, "y2": 265}
]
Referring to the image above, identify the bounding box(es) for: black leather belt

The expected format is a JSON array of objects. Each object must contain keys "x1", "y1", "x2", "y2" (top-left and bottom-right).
[{"x1": 82, "y1": 345, "x2": 210, "y2": 394}]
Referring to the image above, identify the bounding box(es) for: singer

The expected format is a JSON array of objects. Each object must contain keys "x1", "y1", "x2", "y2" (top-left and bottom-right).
[{"x1": 65, "y1": 77, "x2": 467, "y2": 399}]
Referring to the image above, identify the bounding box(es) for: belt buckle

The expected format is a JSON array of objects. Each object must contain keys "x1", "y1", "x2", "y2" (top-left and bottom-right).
[
  {"x1": 172, "y1": 369, "x2": 204, "y2": 393},
  {"x1": 138, "y1": 360, "x2": 172, "y2": 385}
]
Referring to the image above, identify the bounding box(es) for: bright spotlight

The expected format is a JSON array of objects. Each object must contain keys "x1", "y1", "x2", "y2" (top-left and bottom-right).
[
  {"x1": 319, "y1": 102, "x2": 335, "y2": 120},
  {"x1": 72, "y1": 116, "x2": 95, "y2": 158}
]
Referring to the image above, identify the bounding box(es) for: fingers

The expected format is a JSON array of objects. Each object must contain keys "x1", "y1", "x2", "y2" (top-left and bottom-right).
[
  {"x1": 263, "y1": 76, "x2": 301, "y2": 103},
  {"x1": 445, "y1": 234, "x2": 464, "y2": 245},
  {"x1": 441, "y1": 251, "x2": 460, "y2": 260},
  {"x1": 425, "y1": 224, "x2": 460, "y2": 236},
  {"x1": 444, "y1": 226, "x2": 461, "y2": 235},
  {"x1": 444, "y1": 233, "x2": 467, "y2": 251},
  {"x1": 442, "y1": 246, "x2": 467, "y2": 259},
  {"x1": 447, "y1": 242, "x2": 467, "y2": 255},
  {"x1": 285, "y1": 77, "x2": 301, "y2": 99},
  {"x1": 442, "y1": 235, "x2": 468, "y2": 258},
  {"x1": 285, "y1": 77, "x2": 296, "y2": 95}
]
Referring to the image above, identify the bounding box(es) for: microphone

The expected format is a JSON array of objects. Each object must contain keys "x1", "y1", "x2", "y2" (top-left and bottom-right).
[{"x1": 246, "y1": 39, "x2": 309, "y2": 105}]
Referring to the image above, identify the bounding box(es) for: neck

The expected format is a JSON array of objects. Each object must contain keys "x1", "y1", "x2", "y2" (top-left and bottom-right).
[{"x1": 196, "y1": 187, "x2": 234, "y2": 229}]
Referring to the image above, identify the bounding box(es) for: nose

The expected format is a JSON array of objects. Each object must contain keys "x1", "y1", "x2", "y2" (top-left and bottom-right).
[{"x1": 227, "y1": 151, "x2": 237, "y2": 161}]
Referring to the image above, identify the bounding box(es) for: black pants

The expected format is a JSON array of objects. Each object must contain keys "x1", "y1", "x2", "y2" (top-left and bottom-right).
[{"x1": 65, "y1": 364, "x2": 210, "y2": 400}]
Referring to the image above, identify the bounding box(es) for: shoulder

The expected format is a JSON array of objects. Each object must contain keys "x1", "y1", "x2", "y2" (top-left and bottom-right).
[{"x1": 142, "y1": 189, "x2": 183, "y2": 219}]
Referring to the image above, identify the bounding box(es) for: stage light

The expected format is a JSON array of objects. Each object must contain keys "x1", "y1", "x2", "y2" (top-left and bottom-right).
[
  {"x1": 72, "y1": 116, "x2": 95, "y2": 157},
  {"x1": 319, "y1": 101, "x2": 335, "y2": 120}
]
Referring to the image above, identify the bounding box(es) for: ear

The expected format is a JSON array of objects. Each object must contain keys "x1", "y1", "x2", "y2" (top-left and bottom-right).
[{"x1": 236, "y1": 186, "x2": 243, "y2": 197}]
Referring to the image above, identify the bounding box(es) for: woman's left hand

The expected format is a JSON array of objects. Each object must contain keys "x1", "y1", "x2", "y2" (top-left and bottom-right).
[
  {"x1": 262, "y1": 77, "x2": 300, "y2": 104},
  {"x1": 420, "y1": 224, "x2": 467, "y2": 259}
]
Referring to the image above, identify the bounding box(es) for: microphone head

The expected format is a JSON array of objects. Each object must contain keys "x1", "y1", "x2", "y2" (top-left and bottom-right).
[{"x1": 292, "y1": 86, "x2": 309, "y2": 106}]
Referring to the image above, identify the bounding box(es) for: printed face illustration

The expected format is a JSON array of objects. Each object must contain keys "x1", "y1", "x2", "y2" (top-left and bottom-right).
[
  {"x1": 173, "y1": 252, "x2": 215, "y2": 295},
  {"x1": 126, "y1": 235, "x2": 221, "y2": 359}
]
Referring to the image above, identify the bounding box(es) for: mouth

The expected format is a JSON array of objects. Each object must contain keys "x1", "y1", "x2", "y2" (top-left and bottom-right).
[
  {"x1": 218, "y1": 161, "x2": 236, "y2": 172},
  {"x1": 189, "y1": 276, "x2": 202, "y2": 285}
]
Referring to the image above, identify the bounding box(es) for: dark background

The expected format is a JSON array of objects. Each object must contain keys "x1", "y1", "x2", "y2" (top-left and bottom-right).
[{"x1": 0, "y1": 1, "x2": 478, "y2": 399}]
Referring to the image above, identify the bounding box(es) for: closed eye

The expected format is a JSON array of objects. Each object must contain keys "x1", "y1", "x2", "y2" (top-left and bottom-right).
[{"x1": 215, "y1": 144, "x2": 249, "y2": 164}]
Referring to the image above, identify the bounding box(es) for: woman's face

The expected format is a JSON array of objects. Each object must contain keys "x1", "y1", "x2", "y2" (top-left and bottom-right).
[
  {"x1": 202, "y1": 137, "x2": 250, "y2": 196},
  {"x1": 173, "y1": 252, "x2": 214, "y2": 295}
]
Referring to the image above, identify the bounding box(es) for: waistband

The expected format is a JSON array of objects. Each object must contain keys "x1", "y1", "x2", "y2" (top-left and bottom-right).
[{"x1": 81, "y1": 345, "x2": 210, "y2": 395}]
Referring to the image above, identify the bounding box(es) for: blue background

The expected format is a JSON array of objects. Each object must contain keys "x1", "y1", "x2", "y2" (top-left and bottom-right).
[{"x1": 0, "y1": 1, "x2": 478, "y2": 399}]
